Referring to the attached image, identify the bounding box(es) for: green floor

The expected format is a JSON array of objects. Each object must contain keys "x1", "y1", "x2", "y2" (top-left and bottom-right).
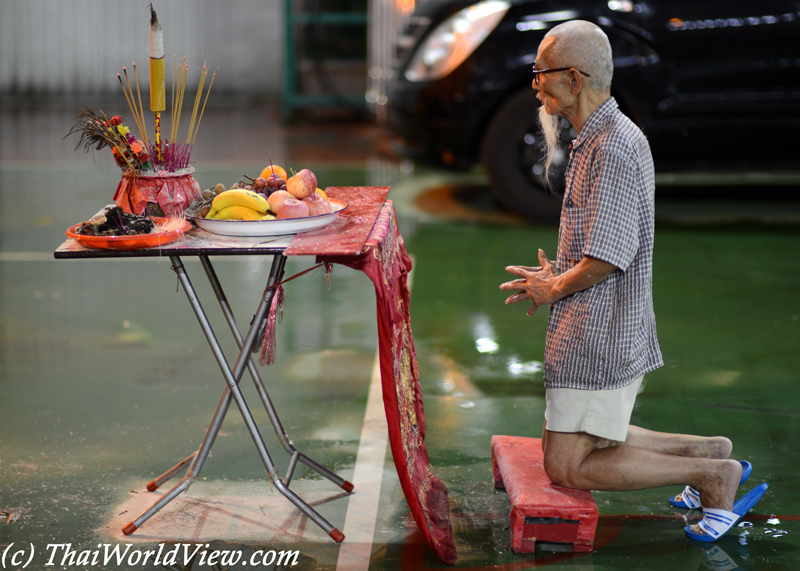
[{"x1": 2, "y1": 109, "x2": 800, "y2": 570}]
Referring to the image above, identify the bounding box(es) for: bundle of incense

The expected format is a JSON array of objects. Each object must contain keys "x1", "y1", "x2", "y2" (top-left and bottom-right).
[
  {"x1": 117, "y1": 67, "x2": 149, "y2": 149},
  {"x1": 187, "y1": 65, "x2": 216, "y2": 147},
  {"x1": 112, "y1": 4, "x2": 216, "y2": 172}
]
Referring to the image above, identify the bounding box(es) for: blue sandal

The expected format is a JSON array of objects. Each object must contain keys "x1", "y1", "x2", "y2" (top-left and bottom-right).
[
  {"x1": 684, "y1": 482, "x2": 768, "y2": 542},
  {"x1": 670, "y1": 461, "x2": 752, "y2": 509}
]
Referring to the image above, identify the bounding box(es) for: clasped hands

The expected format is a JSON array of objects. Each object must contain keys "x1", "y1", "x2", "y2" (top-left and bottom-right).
[{"x1": 500, "y1": 248, "x2": 559, "y2": 316}]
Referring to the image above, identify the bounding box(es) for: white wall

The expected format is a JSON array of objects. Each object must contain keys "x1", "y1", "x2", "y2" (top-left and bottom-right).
[{"x1": 0, "y1": 0, "x2": 284, "y2": 97}]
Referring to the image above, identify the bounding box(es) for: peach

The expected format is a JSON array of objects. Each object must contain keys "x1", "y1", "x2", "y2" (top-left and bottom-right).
[
  {"x1": 286, "y1": 169, "x2": 317, "y2": 200},
  {"x1": 303, "y1": 193, "x2": 333, "y2": 216},
  {"x1": 267, "y1": 190, "x2": 293, "y2": 214},
  {"x1": 276, "y1": 198, "x2": 310, "y2": 219}
]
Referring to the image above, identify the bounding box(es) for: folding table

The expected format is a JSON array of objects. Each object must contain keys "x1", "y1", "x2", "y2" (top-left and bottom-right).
[
  {"x1": 53, "y1": 197, "x2": 380, "y2": 543},
  {"x1": 54, "y1": 187, "x2": 457, "y2": 563}
]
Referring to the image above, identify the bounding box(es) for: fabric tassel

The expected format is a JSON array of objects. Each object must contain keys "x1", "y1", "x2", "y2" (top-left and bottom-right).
[
  {"x1": 259, "y1": 284, "x2": 284, "y2": 366},
  {"x1": 324, "y1": 262, "x2": 333, "y2": 289}
]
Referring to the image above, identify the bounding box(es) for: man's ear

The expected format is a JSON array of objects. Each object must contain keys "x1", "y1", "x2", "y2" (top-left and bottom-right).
[{"x1": 569, "y1": 69, "x2": 582, "y2": 93}]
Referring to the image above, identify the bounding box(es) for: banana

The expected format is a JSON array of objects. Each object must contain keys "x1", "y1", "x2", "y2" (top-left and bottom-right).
[
  {"x1": 207, "y1": 189, "x2": 269, "y2": 218},
  {"x1": 209, "y1": 205, "x2": 264, "y2": 221}
]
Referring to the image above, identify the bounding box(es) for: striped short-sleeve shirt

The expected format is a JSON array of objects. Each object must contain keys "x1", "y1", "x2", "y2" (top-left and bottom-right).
[{"x1": 544, "y1": 97, "x2": 663, "y2": 390}]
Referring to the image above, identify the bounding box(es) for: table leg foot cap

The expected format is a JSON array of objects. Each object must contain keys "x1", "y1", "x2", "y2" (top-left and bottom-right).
[
  {"x1": 122, "y1": 523, "x2": 138, "y2": 536},
  {"x1": 342, "y1": 480, "x2": 354, "y2": 493},
  {"x1": 329, "y1": 528, "x2": 345, "y2": 543},
  {"x1": 146, "y1": 481, "x2": 158, "y2": 492}
]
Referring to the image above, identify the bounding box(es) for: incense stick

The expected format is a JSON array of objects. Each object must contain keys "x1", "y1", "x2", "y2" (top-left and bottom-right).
[
  {"x1": 123, "y1": 67, "x2": 147, "y2": 144},
  {"x1": 186, "y1": 65, "x2": 207, "y2": 145},
  {"x1": 117, "y1": 73, "x2": 139, "y2": 131},
  {"x1": 132, "y1": 62, "x2": 150, "y2": 148},
  {"x1": 170, "y1": 56, "x2": 180, "y2": 143},
  {"x1": 118, "y1": 70, "x2": 146, "y2": 145},
  {"x1": 192, "y1": 69, "x2": 216, "y2": 146},
  {"x1": 172, "y1": 59, "x2": 188, "y2": 144},
  {"x1": 170, "y1": 54, "x2": 177, "y2": 143}
]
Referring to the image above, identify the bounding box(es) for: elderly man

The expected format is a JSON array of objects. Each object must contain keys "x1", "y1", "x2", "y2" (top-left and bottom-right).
[{"x1": 499, "y1": 20, "x2": 766, "y2": 542}]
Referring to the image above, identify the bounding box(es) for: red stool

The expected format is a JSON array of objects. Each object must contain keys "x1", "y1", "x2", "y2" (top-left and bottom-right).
[{"x1": 492, "y1": 435, "x2": 598, "y2": 553}]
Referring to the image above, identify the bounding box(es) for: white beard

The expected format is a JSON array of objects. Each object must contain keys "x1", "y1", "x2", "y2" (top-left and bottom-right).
[{"x1": 538, "y1": 104, "x2": 562, "y2": 187}]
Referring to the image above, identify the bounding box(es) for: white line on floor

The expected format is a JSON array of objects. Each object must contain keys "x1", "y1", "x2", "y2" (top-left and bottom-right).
[{"x1": 335, "y1": 351, "x2": 388, "y2": 570}]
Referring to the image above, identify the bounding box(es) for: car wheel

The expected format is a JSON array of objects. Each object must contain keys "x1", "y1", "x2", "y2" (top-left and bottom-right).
[{"x1": 481, "y1": 88, "x2": 573, "y2": 221}]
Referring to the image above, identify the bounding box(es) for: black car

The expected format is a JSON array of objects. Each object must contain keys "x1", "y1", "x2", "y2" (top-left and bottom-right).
[{"x1": 381, "y1": 0, "x2": 800, "y2": 219}]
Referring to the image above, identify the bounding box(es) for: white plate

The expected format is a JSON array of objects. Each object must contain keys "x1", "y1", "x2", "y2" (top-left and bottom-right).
[{"x1": 189, "y1": 199, "x2": 347, "y2": 237}]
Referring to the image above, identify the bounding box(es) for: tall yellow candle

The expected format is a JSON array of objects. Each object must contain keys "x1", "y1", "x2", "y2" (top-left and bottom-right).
[
  {"x1": 149, "y1": 4, "x2": 165, "y2": 162},
  {"x1": 149, "y1": 5, "x2": 165, "y2": 113}
]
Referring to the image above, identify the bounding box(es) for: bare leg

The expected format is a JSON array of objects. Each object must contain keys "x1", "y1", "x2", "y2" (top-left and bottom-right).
[
  {"x1": 541, "y1": 429, "x2": 742, "y2": 517},
  {"x1": 624, "y1": 425, "x2": 732, "y2": 459}
]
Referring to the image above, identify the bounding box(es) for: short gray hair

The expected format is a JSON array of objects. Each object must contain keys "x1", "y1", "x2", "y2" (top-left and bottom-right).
[{"x1": 542, "y1": 20, "x2": 613, "y2": 92}]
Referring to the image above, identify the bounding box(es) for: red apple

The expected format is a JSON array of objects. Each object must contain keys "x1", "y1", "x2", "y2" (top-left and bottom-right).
[
  {"x1": 286, "y1": 169, "x2": 317, "y2": 200},
  {"x1": 276, "y1": 198, "x2": 310, "y2": 219},
  {"x1": 303, "y1": 193, "x2": 333, "y2": 216},
  {"x1": 267, "y1": 190, "x2": 293, "y2": 214}
]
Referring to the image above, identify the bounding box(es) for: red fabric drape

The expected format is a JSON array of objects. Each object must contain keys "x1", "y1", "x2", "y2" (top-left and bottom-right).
[{"x1": 320, "y1": 202, "x2": 457, "y2": 564}]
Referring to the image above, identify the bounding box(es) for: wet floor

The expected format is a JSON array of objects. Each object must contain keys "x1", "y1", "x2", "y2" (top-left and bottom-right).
[{"x1": 1, "y1": 104, "x2": 800, "y2": 570}]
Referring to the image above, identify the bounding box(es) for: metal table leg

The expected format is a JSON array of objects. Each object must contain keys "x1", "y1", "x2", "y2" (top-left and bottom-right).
[
  {"x1": 199, "y1": 255, "x2": 355, "y2": 492},
  {"x1": 122, "y1": 254, "x2": 347, "y2": 543}
]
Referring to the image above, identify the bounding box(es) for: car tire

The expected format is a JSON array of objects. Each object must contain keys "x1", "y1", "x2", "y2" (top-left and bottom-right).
[{"x1": 481, "y1": 88, "x2": 571, "y2": 221}]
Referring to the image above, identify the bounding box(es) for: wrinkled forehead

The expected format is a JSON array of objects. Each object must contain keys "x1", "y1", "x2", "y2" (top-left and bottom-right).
[{"x1": 536, "y1": 36, "x2": 557, "y2": 66}]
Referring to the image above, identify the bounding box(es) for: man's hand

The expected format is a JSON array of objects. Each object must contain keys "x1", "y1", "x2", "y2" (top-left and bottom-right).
[
  {"x1": 501, "y1": 251, "x2": 619, "y2": 316},
  {"x1": 500, "y1": 249, "x2": 559, "y2": 316}
]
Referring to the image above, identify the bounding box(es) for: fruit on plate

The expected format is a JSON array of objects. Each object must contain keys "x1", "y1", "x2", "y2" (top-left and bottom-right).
[
  {"x1": 286, "y1": 169, "x2": 317, "y2": 200},
  {"x1": 185, "y1": 167, "x2": 333, "y2": 222},
  {"x1": 267, "y1": 190, "x2": 293, "y2": 214},
  {"x1": 206, "y1": 188, "x2": 269, "y2": 219},
  {"x1": 260, "y1": 164, "x2": 288, "y2": 182},
  {"x1": 303, "y1": 193, "x2": 333, "y2": 216},
  {"x1": 213, "y1": 205, "x2": 264, "y2": 221},
  {"x1": 277, "y1": 198, "x2": 310, "y2": 219}
]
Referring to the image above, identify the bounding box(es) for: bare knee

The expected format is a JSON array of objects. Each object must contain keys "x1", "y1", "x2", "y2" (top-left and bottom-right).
[
  {"x1": 543, "y1": 448, "x2": 589, "y2": 489},
  {"x1": 713, "y1": 436, "x2": 733, "y2": 459},
  {"x1": 541, "y1": 430, "x2": 601, "y2": 489}
]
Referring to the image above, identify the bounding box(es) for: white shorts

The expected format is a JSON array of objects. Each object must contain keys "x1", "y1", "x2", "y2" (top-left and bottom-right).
[{"x1": 544, "y1": 375, "x2": 644, "y2": 442}]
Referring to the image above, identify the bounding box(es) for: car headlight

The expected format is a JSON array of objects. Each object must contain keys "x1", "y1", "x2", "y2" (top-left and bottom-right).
[{"x1": 405, "y1": 0, "x2": 510, "y2": 82}]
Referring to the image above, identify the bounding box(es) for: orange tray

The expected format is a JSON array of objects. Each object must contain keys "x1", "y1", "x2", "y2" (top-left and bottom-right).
[{"x1": 66, "y1": 218, "x2": 190, "y2": 250}]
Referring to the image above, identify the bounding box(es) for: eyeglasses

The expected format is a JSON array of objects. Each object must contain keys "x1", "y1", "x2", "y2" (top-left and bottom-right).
[{"x1": 532, "y1": 63, "x2": 591, "y2": 85}]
